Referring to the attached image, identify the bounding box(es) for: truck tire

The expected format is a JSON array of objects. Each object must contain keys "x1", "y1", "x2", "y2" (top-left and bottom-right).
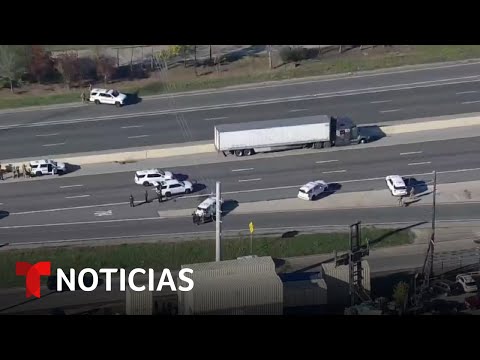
[
  {"x1": 94, "y1": 100, "x2": 100, "y2": 105},
  {"x1": 115, "y1": 102, "x2": 122, "y2": 108},
  {"x1": 244, "y1": 149, "x2": 254, "y2": 156},
  {"x1": 143, "y1": 181, "x2": 150, "y2": 186},
  {"x1": 36, "y1": 171, "x2": 43, "y2": 177},
  {"x1": 165, "y1": 192, "x2": 172, "y2": 198},
  {"x1": 313, "y1": 142, "x2": 323, "y2": 149},
  {"x1": 234, "y1": 150, "x2": 244, "y2": 157},
  {"x1": 324, "y1": 141, "x2": 332, "y2": 148}
]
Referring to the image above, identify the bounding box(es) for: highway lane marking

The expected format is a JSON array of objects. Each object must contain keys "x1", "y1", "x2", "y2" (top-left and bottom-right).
[
  {"x1": 36, "y1": 133, "x2": 59, "y2": 137},
  {"x1": 0, "y1": 217, "x2": 162, "y2": 229},
  {"x1": 400, "y1": 151, "x2": 423, "y2": 155},
  {"x1": 370, "y1": 100, "x2": 392, "y2": 104},
  {"x1": 456, "y1": 91, "x2": 478, "y2": 95},
  {"x1": 231, "y1": 168, "x2": 254, "y2": 172},
  {"x1": 379, "y1": 109, "x2": 401, "y2": 113},
  {"x1": 42, "y1": 142, "x2": 65, "y2": 147},
  {"x1": 238, "y1": 178, "x2": 262, "y2": 182},
  {"x1": 94, "y1": 210, "x2": 113, "y2": 217},
  {"x1": 322, "y1": 170, "x2": 346, "y2": 174},
  {"x1": 60, "y1": 184, "x2": 83, "y2": 189},
  {"x1": 121, "y1": 125, "x2": 144, "y2": 129},
  {"x1": 408, "y1": 161, "x2": 431, "y2": 166},
  {"x1": 127, "y1": 135, "x2": 150, "y2": 139},
  {"x1": 461, "y1": 100, "x2": 480, "y2": 104},
  {"x1": 9, "y1": 167, "x2": 480, "y2": 216},
  {"x1": 204, "y1": 116, "x2": 229, "y2": 121},
  {"x1": 65, "y1": 195, "x2": 90, "y2": 199},
  {"x1": 3, "y1": 76, "x2": 480, "y2": 130},
  {"x1": 316, "y1": 160, "x2": 339, "y2": 164},
  {"x1": 289, "y1": 109, "x2": 309, "y2": 112},
  {"x1": 2, "y1": 61, "x2": 479, "y2": 117}
]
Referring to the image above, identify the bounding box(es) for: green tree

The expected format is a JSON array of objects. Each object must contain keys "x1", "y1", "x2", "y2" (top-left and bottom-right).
[
  {"x1": 0, "y1": 45, "x2": 26, "y2": 92},
  {"x1": 156, "y1": 45, "x2": 181, "y2": 71},
  {"x1": 393, "y1": 281, "x2": 410, "y2": 315},
  {"x1": 178, "y1": 45, "x2": 194, "y2": 68}
]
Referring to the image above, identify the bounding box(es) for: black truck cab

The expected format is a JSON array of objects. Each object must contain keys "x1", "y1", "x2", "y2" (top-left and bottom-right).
[{"x1": 332, "y1": 117, "x2": 370, "y2": 146}]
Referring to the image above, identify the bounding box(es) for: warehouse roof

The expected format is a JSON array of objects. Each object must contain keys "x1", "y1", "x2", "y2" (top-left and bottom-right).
[
  {"x1": 181, "y1": 256, "x2": 276, "y2": 278},
  {"x1": 215, "y1": 115, "x2": 333, "y2": 133}
]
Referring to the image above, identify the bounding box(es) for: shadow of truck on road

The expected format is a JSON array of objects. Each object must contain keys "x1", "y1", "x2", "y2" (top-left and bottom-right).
[{"x1": 358, "y1": 125, "x2": 386, "y2": 142}]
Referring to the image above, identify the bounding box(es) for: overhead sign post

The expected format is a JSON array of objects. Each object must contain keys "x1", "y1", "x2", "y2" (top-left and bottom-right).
[{"x1": 249, "y1": 221, "x2": 254, "y2": 254}]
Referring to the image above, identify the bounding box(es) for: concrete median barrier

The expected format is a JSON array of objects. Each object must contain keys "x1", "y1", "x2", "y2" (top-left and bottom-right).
[
  {"x1": 3, "y1": 116, "x2": 480, "y2": 171},
  {"x1": 380, "y1": 116, "x2": 480, "y2": 135}
]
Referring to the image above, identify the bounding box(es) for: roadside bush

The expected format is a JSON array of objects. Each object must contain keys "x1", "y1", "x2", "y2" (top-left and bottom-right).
[{"x1": 279, "y1": 46, "x2": 310, "y2": 63}]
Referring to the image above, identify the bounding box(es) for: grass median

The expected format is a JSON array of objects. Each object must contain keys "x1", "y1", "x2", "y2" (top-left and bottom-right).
[
  {"x1": 0, "y1": 227, "x2": 414, "y2": 289},
  {"x1": 2, "y1": 45, "x2": 480, "y2": 110}
]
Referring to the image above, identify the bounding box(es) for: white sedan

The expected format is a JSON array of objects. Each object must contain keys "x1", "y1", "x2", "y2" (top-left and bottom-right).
[
  {"x1": 153, "y1": 179, "x2": 193, "y2": 197},
  {"x1": 456, "y1": 274, "x2": 478, "y2": 293},
  {"x1": 297, "y1": 180, "x2": 328, "y2": 201}
]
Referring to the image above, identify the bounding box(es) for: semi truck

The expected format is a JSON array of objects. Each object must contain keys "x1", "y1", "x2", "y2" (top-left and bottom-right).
[{"x1": 214, "y1": 115, "x2": 370, "y2": 157}]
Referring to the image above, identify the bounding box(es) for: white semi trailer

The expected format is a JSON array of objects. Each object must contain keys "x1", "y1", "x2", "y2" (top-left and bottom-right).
[{"x1": 214, "y1": 115, "x2": 370, "y2": 157}]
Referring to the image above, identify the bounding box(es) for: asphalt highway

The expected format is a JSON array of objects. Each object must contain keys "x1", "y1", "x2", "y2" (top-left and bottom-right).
[
  {"x1": 0, "y1": 136, "x2": 478, "y2": 214},
  {"x1": 2, "y1": 63, "x2": 480, "y2": 158},
  {"x1": 0, "y1": 137, "x2": 479, "y2": 244}
]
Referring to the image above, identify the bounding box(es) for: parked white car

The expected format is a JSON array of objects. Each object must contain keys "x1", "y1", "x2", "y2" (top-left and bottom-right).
[
  {"x1": 134, "y1": 169, "x2": 174, "y2": 186},
  {"x1": 456, "y1": 274, "x2": 478, "y2": 293},
  {"x1": 153, "y1": 179, "x2": 193, "y2": 197},
  {"x1": 89, "y1": 88, "x2": 127, "y2": 107},
  {"x1": 297, "y1": 180, "x2": 328, "y2": 201},
  {"x1": 29, "y1": 159, "x2": 67, "y2": 176},
  {"x1": 385, "y1": 175, "x2": 408, "y2": 196}
]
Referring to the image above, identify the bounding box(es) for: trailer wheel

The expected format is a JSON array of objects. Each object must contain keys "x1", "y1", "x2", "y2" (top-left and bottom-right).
[
  {"x1": 324, "y1": 141, "x2": 332, "y2": 148},
  {"x1": 234, "y1": 150, "x2": 244, "y2": 157},
  {"x1": 313, "y1": 142, "x2": 323, "y2": 149},
  {"x1": 244, "y1": 149, "x2": 254, "y2": 156}
]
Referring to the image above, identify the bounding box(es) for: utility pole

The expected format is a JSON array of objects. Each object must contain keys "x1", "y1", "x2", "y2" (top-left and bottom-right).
[
  {"x1": 421, "y1": 170, "x2": 437, "y2": 289},
  {"x1": 215, "y1": 181, "x2": 222, "y2": 262},
  {"x1": 430, "y1": 170, "x2": 437, "y2": 279}
]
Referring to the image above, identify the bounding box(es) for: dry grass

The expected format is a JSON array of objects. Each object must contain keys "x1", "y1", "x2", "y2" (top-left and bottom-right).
[{"x1": 2, "y1": 45, "x2": 480, "y2": 110}]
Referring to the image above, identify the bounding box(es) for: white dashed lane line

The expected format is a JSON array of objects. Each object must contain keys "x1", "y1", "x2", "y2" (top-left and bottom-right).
[
  {"x1": 322, "y1": 170, "x2": 347, "y2": 174},
  {"x1": 204, "y1": 116, "x2": 229, "y2": 121},
  {"x1": 231, "y1": 168, "x2": 254, "y2": 172},
  {"x1": 60, "y1": 185, "x2": 83, "y2": 189},
  {"x1": 121, "y1": 125, "x2": 144, "y2": 129},
  {"x1": 238, "y1": 178, "x2": 262, "y2": 182},
  {"x1": 370, "y1": 100, "x2": 392, "y2": 104},
  {"x1": 456, "y1": 91, "x2": 478, "y2": 95},
  {"x1": 65, "y1": 195, "x2": 90, "y2": 199},
  {"x1": 379, "y1": 109, "x2": 401, "y2": 113},
  {"x1": 127, "y1": 135, "x2": 150, "y2": 139},
  {"x1": 289, "y1": 109, "x2": 309, "y2": 112},
  {"x1": 400, "y1": 151, "x2": 423, "y2": 155},
  {"x1": 462, "y1": 100, "x2": 480, "y2": 104},
  {"x1": 408, "y1": 162, "x2": 431, "y2": 166},
  {"x1": 315, "y1": 160, "x2": 338, "y2": 164},
  {"x1": 42, "y1": 142, "x2": 65, "y2": 147},
  {"x1": 36, "y1": 133, "x2": 60, "y2": 137}
]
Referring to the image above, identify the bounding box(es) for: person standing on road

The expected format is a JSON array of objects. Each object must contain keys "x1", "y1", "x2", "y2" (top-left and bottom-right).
[
  {"x1": 145, "y1": 190, "x2": 149, "y2": 203},
  {"x1": 158, "y1": 189, "x2": 163, "y2": 203},
  {"x1": 398, "y1": 196, "x2": 404, "y2": 207},
  {"x1": 81, "y1": 91, "x2": 86, "y2": 104},
  {"x1": 0, "y1": 164, "x2": 3, "y2": 181},
  {"x1": 409, "y1": 187, "x2": 415, "y2": 199},
  {"x1": 130, "y1": 194, "x2": 135, "y2": 207}
]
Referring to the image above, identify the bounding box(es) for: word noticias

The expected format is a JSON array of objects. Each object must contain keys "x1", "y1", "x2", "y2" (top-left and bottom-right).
[{"x1": 16, "y1": 261, "x2": 194, "y2": 298}]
